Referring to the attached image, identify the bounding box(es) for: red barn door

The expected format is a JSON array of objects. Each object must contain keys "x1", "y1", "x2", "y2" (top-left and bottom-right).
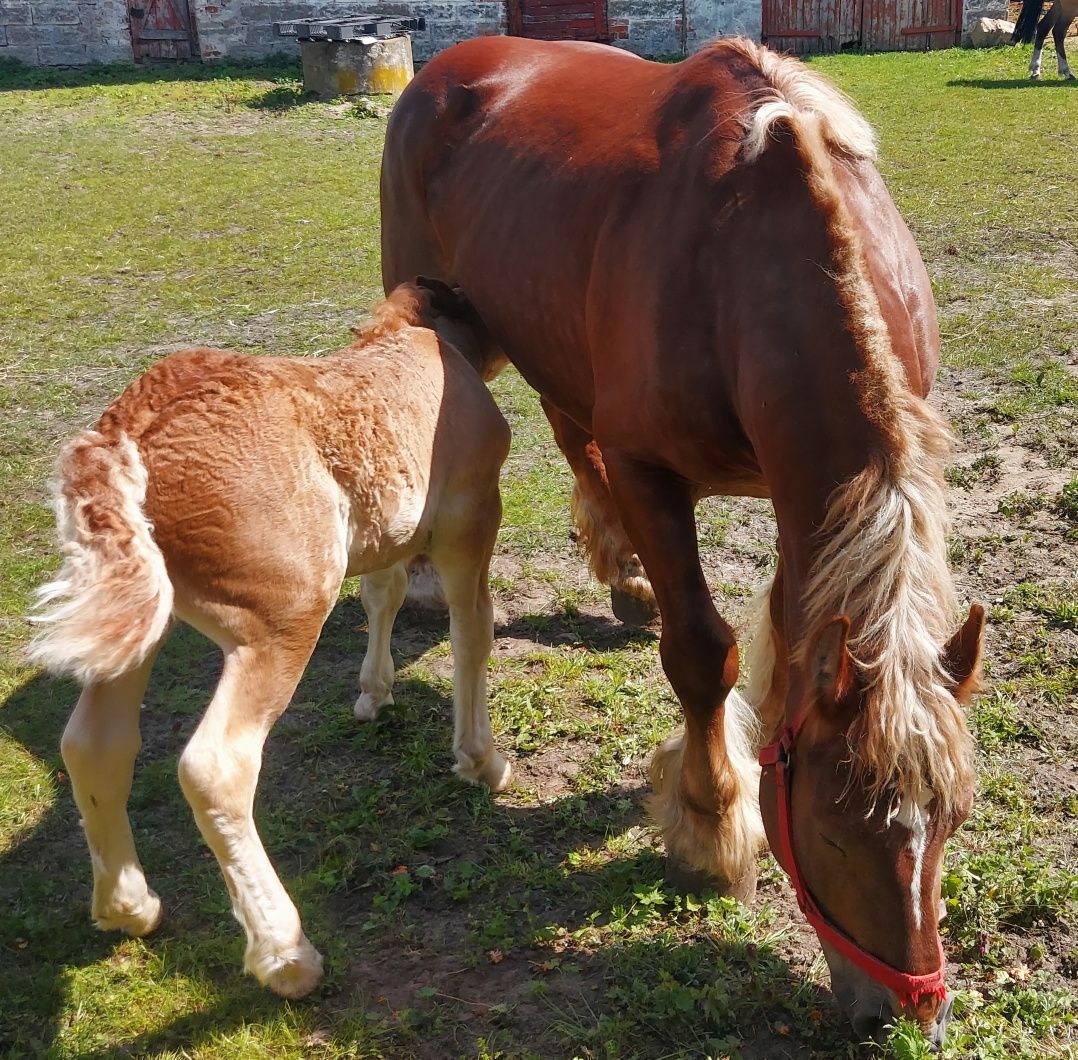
[
  {"x1": 763, "y1": 0, "x2": 961, "y2": 51},
  {"x1": 127, "y1": 0, "x2": 199, "y2": 60},
  {"x1": 508, "y1": 0, "x2": 609, "y2": 41}
]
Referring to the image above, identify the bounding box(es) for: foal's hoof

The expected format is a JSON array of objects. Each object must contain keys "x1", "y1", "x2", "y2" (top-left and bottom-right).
[
  {"x1": 354, "y1": 691, "x2": 393, "y2": 722},
  {"x1": 665, "y1": 855, "x2": 758, "y2": 904},
  {"x1": 610, "y1": 587, "x2": 660, "y2": 627},
  {"x1": 249, "y1": 936, "x2": 325, "y2": 999},
  {"x1": 94, "y1": 889, "x2": 164, "y2": 937},
  {"x1": 455, "y1": 749, "x2": 514, "y2": 793}
]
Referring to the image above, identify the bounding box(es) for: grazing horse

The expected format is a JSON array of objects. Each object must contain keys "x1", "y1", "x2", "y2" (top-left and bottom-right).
[
  {"x1": 381, "y1": 38, "x2": 986, "y2": 1045},
  {"x1": 29, "y1": 280, "x2": 512, "y2": 998},
  {"x1": 1013, "y1": 0, "x2": 1077, "y2": 79}
]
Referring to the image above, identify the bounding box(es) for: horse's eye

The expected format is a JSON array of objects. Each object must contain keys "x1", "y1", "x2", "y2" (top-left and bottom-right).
[{"x1": 819, "y1": 832, "x2": 847, "y2": 856}]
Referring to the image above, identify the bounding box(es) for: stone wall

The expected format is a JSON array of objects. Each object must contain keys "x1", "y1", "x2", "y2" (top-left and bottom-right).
[
  {"x1": 0, "y1": 0, "x2": 132, "y2": 65},
  {"x1": 960, "y1": 0, "x2": 1010, "y2": 44},
  {"x1": 192, "y1": 0, "x2": 505, "y2": 63}
]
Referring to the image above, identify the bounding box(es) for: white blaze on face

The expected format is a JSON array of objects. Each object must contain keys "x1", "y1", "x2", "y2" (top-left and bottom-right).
[{"x1": 895, "y1": 788, "x2": 932, "y2": 930}]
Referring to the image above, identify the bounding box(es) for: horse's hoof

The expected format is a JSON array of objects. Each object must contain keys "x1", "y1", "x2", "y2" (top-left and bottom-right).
[
  {"x1": 249, "y1": 936, "x2": 325, "y2": 999},
  {"x1": 354, "y1": 691, "x2": 392, "y2": 721},
  {"x1": 610, "y1": 587, "x2": 660, "y2": 626},
  {"x1": 665, "y1": 855, "x2": 758, "y2": 904},
  {"x1": 94, "y1": 890, "x2": 164, "y2": 937}
]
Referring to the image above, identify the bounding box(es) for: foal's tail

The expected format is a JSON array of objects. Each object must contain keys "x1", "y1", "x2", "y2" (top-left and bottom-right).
[
  {"x1": 1012, "y1": 0, "x2": 1046, "y2": 43},
  {"x1": 27, "y1": 431, "x2": 173, "y2": 685}
]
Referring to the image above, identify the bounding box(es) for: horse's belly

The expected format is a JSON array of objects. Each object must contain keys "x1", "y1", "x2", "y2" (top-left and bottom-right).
[{"x1": 342, "y1": 481, "x2": 429, "y2": 578}]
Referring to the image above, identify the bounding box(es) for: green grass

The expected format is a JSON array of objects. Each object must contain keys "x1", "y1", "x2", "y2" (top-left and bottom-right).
[{"x1": 2, "y1": 47, "x2": 1077, "y2": 1060}]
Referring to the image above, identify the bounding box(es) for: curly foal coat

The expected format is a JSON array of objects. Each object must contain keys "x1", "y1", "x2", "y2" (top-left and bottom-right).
[{"x1": 30, "y1": 283, "x2": 511, "y2": 998}]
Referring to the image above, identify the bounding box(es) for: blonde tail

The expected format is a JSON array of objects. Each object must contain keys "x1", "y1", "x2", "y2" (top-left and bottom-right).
[{"x1": 27, "y1": 431, "x2": 173, "y2": 684}]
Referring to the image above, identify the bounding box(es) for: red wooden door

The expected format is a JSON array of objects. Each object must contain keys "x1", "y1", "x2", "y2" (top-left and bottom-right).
[
  {"x1": 508, "y1": 0, "x2": 609, "y2": 41},
  {"x1": 127, "y1": 0, "x2": 199, "y2": 60},
  {"x1": 763, "y1": 0, "x2": 961, "y2": 51}
]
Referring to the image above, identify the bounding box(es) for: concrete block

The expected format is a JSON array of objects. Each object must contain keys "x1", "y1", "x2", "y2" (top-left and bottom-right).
[
  {"x1": 0, "y1": 41, "x2": 39, "y2": 61},
  {"x1": 0, "y1": 2, "x2": 32, "y2": 25},
  {"x1": 37, "y1": 42, "x2": 89, "y2": 62},
  {"x1": 32, "y1": 1, "x2": 82, "y2": 24},
  {"x1": 8, "y1": 21, "x2": 83, "y2": 44}
]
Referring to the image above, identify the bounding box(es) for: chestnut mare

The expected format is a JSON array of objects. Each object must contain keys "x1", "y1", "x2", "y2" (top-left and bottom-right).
[
  {"x1": 30, "y1": 281, "x2": 512, "y2": 998},
  {"x1": 381, "y1": 38, "x2": 985, "y2": 1045}
]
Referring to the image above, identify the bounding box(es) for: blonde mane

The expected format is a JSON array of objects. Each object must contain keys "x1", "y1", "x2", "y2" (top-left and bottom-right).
[{"x1": 730, "y1": 42, "x2": 974, "y2": 816}]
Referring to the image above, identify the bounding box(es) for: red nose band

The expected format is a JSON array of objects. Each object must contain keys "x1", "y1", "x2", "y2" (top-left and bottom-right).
[{"x1": 758, "y1": 720, "x2": 948, "y2": 1009}]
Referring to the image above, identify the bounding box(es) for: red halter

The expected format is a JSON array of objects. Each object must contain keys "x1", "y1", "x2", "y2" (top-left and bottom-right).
[{"x1": 758, "y1": 714, "x2": 948, "y2": 1009}]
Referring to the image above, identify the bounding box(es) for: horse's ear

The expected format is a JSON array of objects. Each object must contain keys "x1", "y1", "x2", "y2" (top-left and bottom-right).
[
  {"x1": 414, "y1": 275, "x2": 465, "y2": 316},
  {"x1": 809, "y1": 615, "x2": 855, "y2": 709},
  {"x1": 942, "y1": 603, "x2": 986, "y2": 702}
]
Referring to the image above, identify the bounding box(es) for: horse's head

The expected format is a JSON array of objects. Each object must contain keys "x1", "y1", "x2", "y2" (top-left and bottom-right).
[{"x1": 759, "y1": 604, "x2": 985, "y2": 1048}]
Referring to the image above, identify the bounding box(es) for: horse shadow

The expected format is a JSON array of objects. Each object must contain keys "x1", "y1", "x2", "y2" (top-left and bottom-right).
[
  {"x1": 0, "y1": 596, "x2": 853, "y2": 1058},
  {"x1": 947, "y1": 76, "x2": 1078, "y2": 89},
  {"x1": 0, "y1": 53, "x2": 303, "y2": 100}
]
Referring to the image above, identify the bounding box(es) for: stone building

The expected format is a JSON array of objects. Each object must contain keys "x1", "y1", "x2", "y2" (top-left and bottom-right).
[{"x1": 2, "y1": 0, "x2": 1008, "y2": 67}]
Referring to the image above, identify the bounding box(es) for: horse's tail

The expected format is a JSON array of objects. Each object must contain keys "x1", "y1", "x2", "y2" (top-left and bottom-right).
[
  {"x1": 27, "y1": 430, "x2": 173, "y2": 684},
  {"x1": 1012, "y1": 0, "x2": 1047, "y2": 43}
]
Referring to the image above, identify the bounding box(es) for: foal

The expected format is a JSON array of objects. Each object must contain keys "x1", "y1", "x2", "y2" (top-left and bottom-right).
[{"x1": 29, "y1": 280, "x2": 512, "y2": 998}]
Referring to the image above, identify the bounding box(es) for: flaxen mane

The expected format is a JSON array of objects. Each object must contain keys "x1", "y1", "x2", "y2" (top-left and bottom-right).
[{"x1": 734, "y1": 41, "x2": 974, "y2": 818}]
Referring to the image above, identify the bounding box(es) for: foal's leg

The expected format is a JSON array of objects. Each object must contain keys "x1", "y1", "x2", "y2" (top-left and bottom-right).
[
  {"x1": 177, "y1": 618, "x2": 328, "y2": 998},
  {"x1": 603, "y1": 453, "x2": 764, "y2": 900},
  {"x1": 541, "y1": 399, "x2": 657, "y2": 625},
  {"x1": 61, "y1": 651, "x2": 163, "y2": 936},
  {"x1": 430, "y1": 493, "x2": 512, "y2": 792},
  {"x1": 355, "y1": 562, "x2": 409, "y2": 721}
]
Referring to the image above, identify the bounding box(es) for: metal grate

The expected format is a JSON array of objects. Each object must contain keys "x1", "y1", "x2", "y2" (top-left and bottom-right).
[{"x1": 273, "y1": 14, "x2": 426, "y2": 41}]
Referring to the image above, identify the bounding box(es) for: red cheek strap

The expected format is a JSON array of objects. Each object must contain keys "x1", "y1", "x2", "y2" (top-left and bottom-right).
[{"x1": 758, "y1": 727, "x2": 948, "y2": 1009}]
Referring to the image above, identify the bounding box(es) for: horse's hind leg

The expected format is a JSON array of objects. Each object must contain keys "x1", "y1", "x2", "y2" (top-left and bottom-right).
[
  {"x1": 1053, "y1": 17, "x2": 1075, "y2": 77},
  {"x1": 355, "y1": 562, "x2": 409, "y2": 721},
  {"x1": 542, "y1": 399, "x2": 657, "y2": 626},
  {"x1": 61, "y1": 650, "x2": 164, "y2": 936},
  {"x1": 603, "y1": 451, "x2": 764, "y2": 901},
  {"x1": 430, "y1": 490, "x2": 512, "y2": 792},
  {"x1": 177, "y1": 612, "x2": 329, "y2": 998}
]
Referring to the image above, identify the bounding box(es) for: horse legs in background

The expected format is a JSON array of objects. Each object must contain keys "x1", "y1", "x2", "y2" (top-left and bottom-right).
[
  {"x1": 1031, "y1": 1, "x2": 1077, "y2": 78},
  {"x1": 603, "y1": 452, "x2": 765, "y2": 899},
  {"x1": 60, "y1": 651, "x2": 164, "y2": 937},
  {"x1": 541, "y1": 399, "x2": 658, "y2": 626}
]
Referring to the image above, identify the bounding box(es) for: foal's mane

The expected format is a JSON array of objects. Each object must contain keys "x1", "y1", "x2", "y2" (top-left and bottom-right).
[{"x1": 731, "y1": 40, "x2": 974, "y2": 817}]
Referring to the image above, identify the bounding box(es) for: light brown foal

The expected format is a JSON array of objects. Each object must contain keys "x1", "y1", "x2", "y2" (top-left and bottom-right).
[{"x1": 29, "y1": 280, "x2": 512, "y2": 998}]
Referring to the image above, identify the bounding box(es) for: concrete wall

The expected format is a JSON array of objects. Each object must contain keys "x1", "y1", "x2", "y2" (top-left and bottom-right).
[
  {"x1": 0, "y1": 0, "x2": 132, "y2": 65},
  {"x1": 192, "y1": 0, "x2": 505, "y2": 62}
]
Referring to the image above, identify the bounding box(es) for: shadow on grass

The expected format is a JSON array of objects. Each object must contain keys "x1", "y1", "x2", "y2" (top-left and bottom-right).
[
  {"x1": 947, "y1": 76, "x2": 1078, "y2": 89},
  {"x1": 0, "y1": 54, "x2": 302, "y2": 94},
  {"x1": 0, "y1": 597, "x2": 847, "y2": 1059}
]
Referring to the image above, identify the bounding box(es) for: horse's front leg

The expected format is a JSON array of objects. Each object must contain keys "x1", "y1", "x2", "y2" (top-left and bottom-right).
[
  {"x1": 1031, "y1": 10, "x2": 1054, "y2": 78},
  {"x1": 541, "y1": 399, "x2": 657, "y2": 625},
  {"x1": 603, "y1": 451, "x2": 765, "y2": 900}
]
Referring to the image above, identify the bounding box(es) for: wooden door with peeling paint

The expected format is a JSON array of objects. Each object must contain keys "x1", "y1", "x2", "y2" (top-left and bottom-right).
[
  {"x1": 507, "y1": 0, "x2": 609, "y2": 41},
  {"x1": 762, "y1": 0, "x2": 962, "y2": 52},
  {"x1": 127, "y1": 0, "x2": 199, "y2": 60}
]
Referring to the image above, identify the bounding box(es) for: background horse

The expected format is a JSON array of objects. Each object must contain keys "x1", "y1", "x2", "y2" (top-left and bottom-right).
[
  {"x1": 381, "y1": 38, "x2": 984, "y2": 1046},
  {"x1": 1013, "y1": 0, "x2": 1077, "y2": 79},
  {"x1": 29, "y1": 281, "x2": 512, "y2": 999}
]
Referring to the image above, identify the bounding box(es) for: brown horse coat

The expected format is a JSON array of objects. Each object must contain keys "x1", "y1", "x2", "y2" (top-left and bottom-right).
[{"x1": 381, "y1": 38, "x2": 983, "y2": 1046}]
